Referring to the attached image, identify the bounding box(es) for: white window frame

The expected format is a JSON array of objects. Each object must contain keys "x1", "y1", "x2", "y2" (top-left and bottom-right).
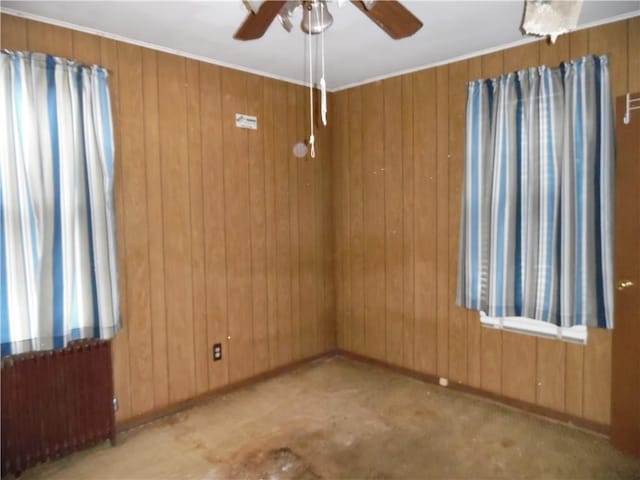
[{"x1": 480, "y1": 312, "x2": 588, "y2": 344}]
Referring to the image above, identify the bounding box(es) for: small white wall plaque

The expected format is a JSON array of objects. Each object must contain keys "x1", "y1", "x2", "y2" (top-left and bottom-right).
[{"x1": 235, "y1": 113, "x2": 257, "y2": 130}]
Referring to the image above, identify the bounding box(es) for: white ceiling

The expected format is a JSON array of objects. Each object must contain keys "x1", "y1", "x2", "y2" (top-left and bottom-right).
[{"x1": 2, "y1": 1, "x2": 639, "y2": 90}]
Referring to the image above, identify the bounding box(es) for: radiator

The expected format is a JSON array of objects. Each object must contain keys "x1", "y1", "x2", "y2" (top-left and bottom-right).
[{"x1": 1, "y1": 340, "x2": 116, "y2": 477}]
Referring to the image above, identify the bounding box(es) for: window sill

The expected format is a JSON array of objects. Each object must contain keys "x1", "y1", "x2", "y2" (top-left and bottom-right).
[{"x1": 480, "y1": 312, "x2": 588, "y2": 344}]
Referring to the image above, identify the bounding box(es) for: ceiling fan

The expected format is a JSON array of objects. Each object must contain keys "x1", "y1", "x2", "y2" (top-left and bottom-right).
[
  {"x1": 234, "y1": 1, "x2": 422, "y2": 158},
  {"x1": 234, "y1": 0, "x2": 423, "y2": 40}
]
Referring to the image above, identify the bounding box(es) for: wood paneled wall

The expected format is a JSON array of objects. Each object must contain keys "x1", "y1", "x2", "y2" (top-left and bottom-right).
[
  {"x1": 2, "y1": 11, "x2": 638, "y2": 429},
  {"x1": 332, "y1": 17, "x2": 640, "y2": 427},
  {"x1": 1, "y1": 14, "x2": 336, "y2": 423}
]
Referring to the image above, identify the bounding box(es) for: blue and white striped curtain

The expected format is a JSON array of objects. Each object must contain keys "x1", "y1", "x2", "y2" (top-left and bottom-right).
[
  {"x1": 457, "y1": 54, "x2": 614, "y2": 329},
  {"x1": 0, "y1": 51, "x2": 120, "y2": 356}
]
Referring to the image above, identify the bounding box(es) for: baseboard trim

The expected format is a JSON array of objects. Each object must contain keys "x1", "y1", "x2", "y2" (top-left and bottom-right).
[
  {"x1": 117, "y1": 348, "x2": 609, "y2": 438},
  {"x1": 116, "y1": 350, "x2": 338, "y2": 433},
  {"x1": 336, "y1": 349, "x2": 610, "y2": 437}
]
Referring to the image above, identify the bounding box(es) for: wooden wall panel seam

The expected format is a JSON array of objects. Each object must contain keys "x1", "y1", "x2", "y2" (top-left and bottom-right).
[
  {"x1": 261, "y1": 80, "x2": 271, "y2": 367},
  {"x1": 120, "y1": 41, "x2": 156, "y2": 415},
  {"x1": 108, "y1": 38, "x2": 132, "y2": 420},
  {"x1": 146, "y1": 49, "x2": 170, "y2": 409},
  {"x1": 141, "y1": 48, "x2": 157, "y2": 411},
  {"x1": 185, "y1": 58, "x2": 199, "y2": 394},
  {"x1": 221, "y1": 77, "x2": 232, "y2": 379},
  {"x1": 344, "y1": 91, "x2": 352, "y2": 352},
  {"x1": 247, "y1": 79, "x2": 257, "y2": 374},
  {"x1": 197, "y1": 61, "x2": 211, "y2": 390},
  {"x1": 116, "y1": 41, "x2": 136, "y2": 415}
]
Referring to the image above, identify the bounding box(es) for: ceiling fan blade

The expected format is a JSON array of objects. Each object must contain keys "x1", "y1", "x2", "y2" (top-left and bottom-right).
[
  {"x1": 234, "y1": 0, "x2": 286, "y2": 40},
  {"x1": 351, "y1": 0, "x2": 423, "y2": 39}
]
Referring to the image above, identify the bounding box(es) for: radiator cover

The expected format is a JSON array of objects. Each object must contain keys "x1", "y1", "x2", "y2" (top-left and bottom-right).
[{"x1": 1, "y1": 340, "x2": 116, "y2": 477}]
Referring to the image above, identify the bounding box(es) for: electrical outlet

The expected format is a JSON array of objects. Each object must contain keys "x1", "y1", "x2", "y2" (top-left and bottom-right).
[{"x1": 213, "y1": 343, "x2": 222, "y2": 361}]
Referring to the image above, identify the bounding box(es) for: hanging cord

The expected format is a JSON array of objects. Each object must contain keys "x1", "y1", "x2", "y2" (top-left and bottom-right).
[
  {"x1": 307, "y1": 4, "x2": 315, "y2": 158},
  {"x1": 319, "y1": 1, "x2": 327, "y2": 127}
]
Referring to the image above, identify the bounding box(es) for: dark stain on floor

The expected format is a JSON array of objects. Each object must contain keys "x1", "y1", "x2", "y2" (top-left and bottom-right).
[
  {"x1": 214, "y1": 446, "x2": 322, "y2": 480},
  {"x1": 18, "y1": 357, "x2": 640, "y2": 480}
]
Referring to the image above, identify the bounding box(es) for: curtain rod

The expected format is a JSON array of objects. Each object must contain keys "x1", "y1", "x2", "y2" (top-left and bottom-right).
[{"x1": 1, "y1": 49, "x2": 112, "y2": 74}]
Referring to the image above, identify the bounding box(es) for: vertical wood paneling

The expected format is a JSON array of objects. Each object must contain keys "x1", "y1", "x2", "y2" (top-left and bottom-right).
[
  {"x1": 1, "y1": 14, "x2": 27, "y2": 49},
  {"x1": 447, "y1": 61, "x2": 469, "y2": 384},
  {"x1": 318, "y1": 114, "x2": 335, "y2": 352},
  {"x1": 298, "y1": 87, "x2": 317, "y2": 358},
  {"x1": 186, "y1": 59, "x2": 208, "y2": 395},
  {"x1": 569, "y1": 28, "x2": 589, "y2": 58},
  {"x1": 630, "y1": 16, "x2": 640, "y2": 91},
  {"x1": 3, "y1": 13, "x2": 634, "y2": 427},
  {"x1": 310, "y1": 93, "x2": 323, "y2": 355},
  {"x1": 2, "y1": 13, "x2": 335, "y2": 423},
  {"x1": 71, "y1": 31, "x2": 100, "y2": 65},
  {"x1": 330, "y1": 17, "x2": 636, "y2": 428},
  {"x1": 157, "y1": 52, "x2": 195, "y2": 403},
  {"x1": 465, "y1": 57, "x2": 482, "y2": 389},
  {"x1": 118, "y1": 42, "x2": 154, "y2": 415},
  {"x1": 273, "y1": 82, "x2": 293, "y2": 366},
  {"x1": 362, "y1": 82, "x2": 386, "y2": 360},
  {"x1": 332, "y1": 94, "x2": 344, "y2": 350},
  {"x1": 539, "y1": 31, "x2": 571, "y2": 66},
  {"x1": 589, "y1": 22, "x2": 628, "y2": 98},
  {"x1": 383, "y1": 77, "x2": 404, "y2": 366},
  {"x1": 565, "y1": 342, "x2": 585, "y2": 418},
  {"x1": 324, "y1": 118, "x2": 336, "y2": 350},
  {"x1": 99, "y1": 36, "x2": 131, "y2": 422},
  {"x1": 26, "y1": 20, "x2": 72, "y2": 57},
  {"x1": 200, "y1": 63, "x2": 230, "y2": 390},
  {"x1": 435, "y1": 66, "x2": 449, "y2": 379},
  {"x1": 142, "y1": 48, "x2": 169, "y2": 409},
  {"x1": 348, "y1": 88, "x2": 366, "y2": 355},
  {"x1": 247, "y1": 74, "x2": 269, "y2": 374},
  {"x1": 263, "y1": 78, "x2": 280, "y2": 368},
  {"x1": 536, "y1": 338, "x2": 566, "y2": 410},
  {"x1": 333, "y1": 91, "x2": 350, "y2": 350},
  {"x1": 222, "y1": 69, "x2": 254, "y2": 383},
  {"x1": 325, "y1": 93, "x2": 342, "y2": 348},
  {"x1": 401, "y1": 75, "x2": 415, "y2": 371},
  {"x1": 413, "y1": 70, "x2": 438, "y2": 375},
  {"x1": 287, "y1": 86, "x2": 302, "y2": 361},
  {"x1": 583, "y1": 329, "x2": 613, "y2": 425}
]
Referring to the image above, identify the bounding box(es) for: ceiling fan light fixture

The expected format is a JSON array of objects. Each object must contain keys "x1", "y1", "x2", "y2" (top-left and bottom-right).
[
  {"x1": 362, "y1": 0, "x2": 376, "y2": 11},
  {"x1": 242, "y1": 0, "x2": 264, "y2": 14},
  {"x1": 301, "y1": 1, "x2": 334, "y2": 35}
]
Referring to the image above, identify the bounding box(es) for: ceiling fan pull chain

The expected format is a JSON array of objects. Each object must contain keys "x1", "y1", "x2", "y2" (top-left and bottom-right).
[
  {"x1": 320, "y1": 1, "x2": 327, "y2": 127},
  {"x1": 320, "y1": 77, "x2": 327, "y2": 127},
  {"x1": 308, "y1": 3, "x2": 315, "y2": 158}
]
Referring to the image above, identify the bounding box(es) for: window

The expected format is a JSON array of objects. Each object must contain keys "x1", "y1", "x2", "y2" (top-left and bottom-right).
[{"x1": 456, "y1": 55, "x2": 615, "y2": 333}]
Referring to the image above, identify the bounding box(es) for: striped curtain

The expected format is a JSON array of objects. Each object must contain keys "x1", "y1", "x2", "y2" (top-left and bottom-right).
[
  {"x1": 457, "y1": 54, "x2": 614, "y2": 329},
  {"x1": 0, "y1": 51, "x2": 120, "y2": 356}
]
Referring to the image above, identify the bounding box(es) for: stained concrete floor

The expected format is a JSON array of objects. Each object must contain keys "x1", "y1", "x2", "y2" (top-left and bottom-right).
[{"x1": 21, "y1": 355, "x2": 640, "y2": 480}]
